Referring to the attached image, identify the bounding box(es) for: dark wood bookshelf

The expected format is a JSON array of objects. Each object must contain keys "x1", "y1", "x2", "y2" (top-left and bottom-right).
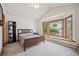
[{"x1": 8, "y1": 21, "x2": 16, "y2": 43}]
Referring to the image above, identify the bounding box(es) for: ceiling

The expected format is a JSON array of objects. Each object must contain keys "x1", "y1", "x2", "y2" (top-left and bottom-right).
[{"x1": 4, "y1": 3, "x2": 71, "y2": 20}]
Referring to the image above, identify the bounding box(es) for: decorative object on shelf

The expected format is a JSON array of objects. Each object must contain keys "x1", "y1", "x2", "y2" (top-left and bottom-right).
[
  {"x1": 33, "y1": 32, "x2": 39, "y2": 35},
  {"x1": 0, "y1": 20, "x2": 2, "y2": 26}
]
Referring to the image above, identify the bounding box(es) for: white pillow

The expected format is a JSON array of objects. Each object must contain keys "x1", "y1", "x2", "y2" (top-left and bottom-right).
[{"x1": 20, "y1": 33, "x2": 33, "y2": 36}]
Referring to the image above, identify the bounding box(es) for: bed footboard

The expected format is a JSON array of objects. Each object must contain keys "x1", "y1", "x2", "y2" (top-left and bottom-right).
[{"x1": 23, "y1": 36, "x2": 45, "y2": 51}]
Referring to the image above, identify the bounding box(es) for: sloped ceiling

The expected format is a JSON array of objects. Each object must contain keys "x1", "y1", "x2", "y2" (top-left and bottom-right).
[{"x1": 4, "y1": 3, "x2": 71, "y2": 20}]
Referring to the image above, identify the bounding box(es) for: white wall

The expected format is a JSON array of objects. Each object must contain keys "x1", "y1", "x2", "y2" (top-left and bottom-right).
[
  {"x1": 75, "y1": 6, "x2": 79, "y2": 45},
  {"x1": 6, "y1": 14, "x2": 37, "y2": 42},
  {"x1": 7, "y1": 15, "x2": 37, "y2": 32},
  {"x1": 37, "y1": 4, "x2": 79, "y2": 45}
]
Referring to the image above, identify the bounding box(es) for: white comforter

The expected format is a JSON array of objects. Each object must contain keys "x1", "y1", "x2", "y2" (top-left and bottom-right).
[{"x1": 19, "y1": 33, "x2": 41, "y2": 40}]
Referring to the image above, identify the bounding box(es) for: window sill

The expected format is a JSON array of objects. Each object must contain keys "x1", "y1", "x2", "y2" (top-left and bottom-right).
[{"x1": 43, "y1": 34, "x2": 77, "y2": 47}]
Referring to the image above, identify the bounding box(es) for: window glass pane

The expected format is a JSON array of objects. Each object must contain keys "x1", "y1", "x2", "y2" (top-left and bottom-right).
[
  {"x1": 50, "y1": 20, "x2": 63, "y2": 37},
  {"x1": 43, "y1": 22, "x2": 48, "y2": 34},
  {"x1": 66, "y1": 16, "x2": 72, "y2": 39}
]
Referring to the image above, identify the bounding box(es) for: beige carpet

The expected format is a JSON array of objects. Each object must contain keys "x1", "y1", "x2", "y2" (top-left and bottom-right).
[
  {"x1": 2, "y1": 42, "x2": 24, "y2": 56},
  {"x1": 2, "y1": 41, "x2": 79, "y2": 56}
]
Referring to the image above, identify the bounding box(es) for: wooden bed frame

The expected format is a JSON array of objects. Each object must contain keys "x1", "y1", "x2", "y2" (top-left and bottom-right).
[{"x1": 17, "y1": 29, "x2": 45, "y2": 51}]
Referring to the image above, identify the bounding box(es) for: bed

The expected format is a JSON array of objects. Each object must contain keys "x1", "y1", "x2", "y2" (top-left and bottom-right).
[{"x1": 17, "y1": 29, "x2": 45, "y2": 51}]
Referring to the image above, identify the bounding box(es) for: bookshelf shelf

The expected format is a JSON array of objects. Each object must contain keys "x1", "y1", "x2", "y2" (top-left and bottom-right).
[{"x1": 8, "y1": 21, "x2": 16, "y2": 43}]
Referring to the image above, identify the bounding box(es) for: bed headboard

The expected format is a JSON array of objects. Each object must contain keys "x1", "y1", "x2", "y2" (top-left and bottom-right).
[
  {"x1": 18, "y1": 29, "x2": 33, "y2": 34},
  {"x1": 17, "y1": 29, "x2": 33, "y2": 40}
]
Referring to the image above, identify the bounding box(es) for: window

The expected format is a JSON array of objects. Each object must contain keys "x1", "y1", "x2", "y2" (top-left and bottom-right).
[{"x1": 42, "y1": 15, "x2": 73, "y2": 41}]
